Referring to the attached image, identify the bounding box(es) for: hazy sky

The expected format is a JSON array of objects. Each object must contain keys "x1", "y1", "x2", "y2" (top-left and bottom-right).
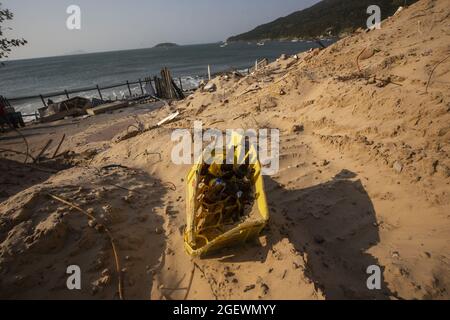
[{"x1": 1, "y1": 0, "x2": 320, "y2": 60}]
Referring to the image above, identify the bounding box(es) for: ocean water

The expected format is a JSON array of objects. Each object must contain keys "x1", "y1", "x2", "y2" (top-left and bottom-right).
[{"x1": 0, "y1": 40, "x2": 333, "y2": 115}]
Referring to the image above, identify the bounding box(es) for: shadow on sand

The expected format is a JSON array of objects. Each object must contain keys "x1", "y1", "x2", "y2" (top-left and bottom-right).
[
  {"x1": 0, "y1": 158, "x2": 57, "y2": 201},
  {"x1": 0, "y1": 165, "x2": 167, "y2": 300},
  {"x1": 215, "y1": 169, "x2": 392, "y2": 300}
]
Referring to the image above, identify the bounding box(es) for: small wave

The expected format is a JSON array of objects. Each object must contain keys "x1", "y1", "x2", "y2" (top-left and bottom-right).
[{"x1": 13, "y1": 77, "x2": 202, "y2": 119}]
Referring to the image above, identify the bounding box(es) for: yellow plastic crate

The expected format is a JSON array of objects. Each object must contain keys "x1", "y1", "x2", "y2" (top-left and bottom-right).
[{"x1": 184, "y1": 133, "x2": 270, "y2": 258}]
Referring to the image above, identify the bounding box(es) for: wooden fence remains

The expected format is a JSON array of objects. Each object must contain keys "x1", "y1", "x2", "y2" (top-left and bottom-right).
[
  {"x1": 0, "y1": 95, "x2": 11, "y2": 107},
  {"x1": 2, "y1": 63, "x2": 257, "y2": 121},
  {"x1": 153, "y1": 67, "x2": 185, "y2": 100},
  {"x1": 3, "y1": 70, "x2": 191, "y2": 121}
]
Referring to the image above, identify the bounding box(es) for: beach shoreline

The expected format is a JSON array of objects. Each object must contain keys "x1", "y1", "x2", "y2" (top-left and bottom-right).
[
  {"x1": 0, "y1": 0, "x2": 449, "y2": 300},
  {"x1": 1, "y1": 40, "x2": 334, "y2": 116}
]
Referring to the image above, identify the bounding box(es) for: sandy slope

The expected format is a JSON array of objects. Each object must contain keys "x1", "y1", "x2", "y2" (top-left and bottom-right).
[{"x1": 0, "y1": 0, "x2": 449, "y2": 299}]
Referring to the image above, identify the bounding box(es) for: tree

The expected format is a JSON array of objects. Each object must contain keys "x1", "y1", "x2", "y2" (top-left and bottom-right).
[{"x1": 0, "y1": 2, "x2": 27, "y2": 63}]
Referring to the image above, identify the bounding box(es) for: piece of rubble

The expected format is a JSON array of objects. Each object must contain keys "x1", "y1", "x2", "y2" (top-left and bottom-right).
[
  {"x1": 203, "y1": 82, "x2": 217, "y2": 93},
  {"x1": 260, "y1": 283, "x2": 270, "y2": 296},
  {"x1": 322, "y1": 160, "x2": 330, "y2": 167},
  {"x1": 292, "y1": 124, "x2": 304, "y2": 134},
  {"x1": 393, "y1": 161, "x2": 403, "y2": 173},
  {"x1": 244, "y1": 284, "x2": 256, "y2": 292},
  {"x1": 314, "y1": 235, "x2": 326, "y2": 244},
  {"x1": 394, "y1": 6, "x2": 404, "y2": 16},
  {"x1": 88, "y1": 220, "x2": 97, "y2": 228}
]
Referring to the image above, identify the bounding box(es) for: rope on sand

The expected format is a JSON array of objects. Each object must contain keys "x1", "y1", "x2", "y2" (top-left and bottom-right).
[
  {"x1": 356, "y1": 47, "x2": 367, "y2": 73},
  {"x1": 46, "y1": 192, "x2": 125, "y2": 300}
]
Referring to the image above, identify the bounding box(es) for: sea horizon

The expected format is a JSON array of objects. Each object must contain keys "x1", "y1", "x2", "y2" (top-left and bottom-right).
[
  {"x1": 1, "y1": 39, "x2": 334, "y2": 115},
  {"x1": 2, "y1": 41, "x2": 225, "y2": 62}
]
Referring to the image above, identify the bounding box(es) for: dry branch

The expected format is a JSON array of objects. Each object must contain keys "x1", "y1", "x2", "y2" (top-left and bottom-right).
[{"x1": 46, "y1": 193, "x2": 125, "y2": 300}]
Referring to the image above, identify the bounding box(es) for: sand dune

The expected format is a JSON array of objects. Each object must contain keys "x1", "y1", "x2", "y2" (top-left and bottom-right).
[{"x1": 0, "y1": 0, "x2": 449, "y2": 300}]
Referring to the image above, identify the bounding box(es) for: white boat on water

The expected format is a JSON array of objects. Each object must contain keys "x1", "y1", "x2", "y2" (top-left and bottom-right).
[
  {"x1": 256, "y1": 41, "x2": 265, "y2": 46},
  {"x1": 220, "y1": 42, "x2": 228, "y2": 48}
]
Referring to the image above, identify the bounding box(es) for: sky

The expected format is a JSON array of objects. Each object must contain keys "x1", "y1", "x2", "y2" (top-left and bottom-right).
[{"x1": 1, "y1": 0, "x2": 320, "y2": 60}]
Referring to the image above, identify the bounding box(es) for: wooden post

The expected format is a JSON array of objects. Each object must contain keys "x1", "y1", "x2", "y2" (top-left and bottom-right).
[
  {"x1": 52, "y1": 134, "x2": 66, "y2": 158},
  {"x1": 150, "y1": 79, "x2": 157, "y2": 97},
  {"x1": 139, "y1": 79, "x2": 144, "y2": 95},
  {"x1": 1, "y1": 96, "x2": 11, "y2": 107},
  {"x1": 153, "y1": 76, "x2": 160, "y2": 98},
  {"x1": 127, "y1": 81, "x2": 132, "y2": 97},
  {"x1": 64, "y1": 90, "x2": 70, "y2": 99},
  {"x1": 179, "y1": 78, "x2": 183, "y2": 92},
  {"x1": 96, "y1": 85, "x2": 103, "y2": 101},
  {"x1": 208, "y1": 65, "x2": 211, "y2": 81},
  {"x1": 40, "y1": 95, "x2": 47, "y2": 107},
  {"x1": 255, "y1": 59, "x2": 258, "y2": 71}
]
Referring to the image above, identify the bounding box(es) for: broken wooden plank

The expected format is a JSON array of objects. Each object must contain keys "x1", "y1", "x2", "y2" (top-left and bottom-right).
[{"x1": 86, "y1": 101, "x2": 129, "y2": 116}]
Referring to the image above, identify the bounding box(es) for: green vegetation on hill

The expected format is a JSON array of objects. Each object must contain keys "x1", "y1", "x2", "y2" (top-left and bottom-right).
[{"x1": 228, "y1": 0, "x2": 416, "y2": 41}]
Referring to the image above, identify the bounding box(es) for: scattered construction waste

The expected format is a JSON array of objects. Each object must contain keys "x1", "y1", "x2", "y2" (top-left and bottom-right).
[
  {"x1": 185, "y1": 135, "x2": 269, "y2": 257},
  {"x1": 3, "y1": 68, "x2": 186, "y2": 126},
  {"x1": 153, "y1": 67, "x2": 185, "y2": 100},
  {"x1": 38, "y1": 97, "x2": 92, "y2": 123},
  {"x1": 203, "y1": 82, "x2": 217, "y2": 93}
]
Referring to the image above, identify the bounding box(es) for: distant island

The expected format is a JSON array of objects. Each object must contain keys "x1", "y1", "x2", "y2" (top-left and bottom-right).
[
  {"x1": 154, "y1": 43, "x2": 179, "y2": 48},
  {"x1": 228, "y1": 0, "x2": 417, "y2": 41},
  {"x1": 64, "y1": 50, "x2": 88, "y2": 56}
]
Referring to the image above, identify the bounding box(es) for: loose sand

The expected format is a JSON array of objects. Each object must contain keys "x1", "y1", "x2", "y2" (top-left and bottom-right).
[{"x1": 0, "y1": 0, "x2": 449, "y2": 300}]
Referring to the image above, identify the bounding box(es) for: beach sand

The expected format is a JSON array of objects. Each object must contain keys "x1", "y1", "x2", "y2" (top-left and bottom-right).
[{"x1": 0, "y1": 0, "x2": 449, "y2": 300}]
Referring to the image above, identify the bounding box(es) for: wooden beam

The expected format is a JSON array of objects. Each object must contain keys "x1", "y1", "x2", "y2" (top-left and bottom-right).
[
  {"x1": 139, "y1": 79, "x2": 144, "y2": 95},
  {"x1": 40, "y1": 95, "x2": 47, "y2": 107},
  {"x1": 127, "y1": 81, "x2": 132, "y2": 97}
]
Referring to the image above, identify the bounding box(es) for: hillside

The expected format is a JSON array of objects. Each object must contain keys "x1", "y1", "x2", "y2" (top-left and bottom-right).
[
  {"x1": 228, "y1": 0, "x2": 418, "y2": 41},
  {"x1": 0, "y1": 0, "x2": 448, "y2": 300}
]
